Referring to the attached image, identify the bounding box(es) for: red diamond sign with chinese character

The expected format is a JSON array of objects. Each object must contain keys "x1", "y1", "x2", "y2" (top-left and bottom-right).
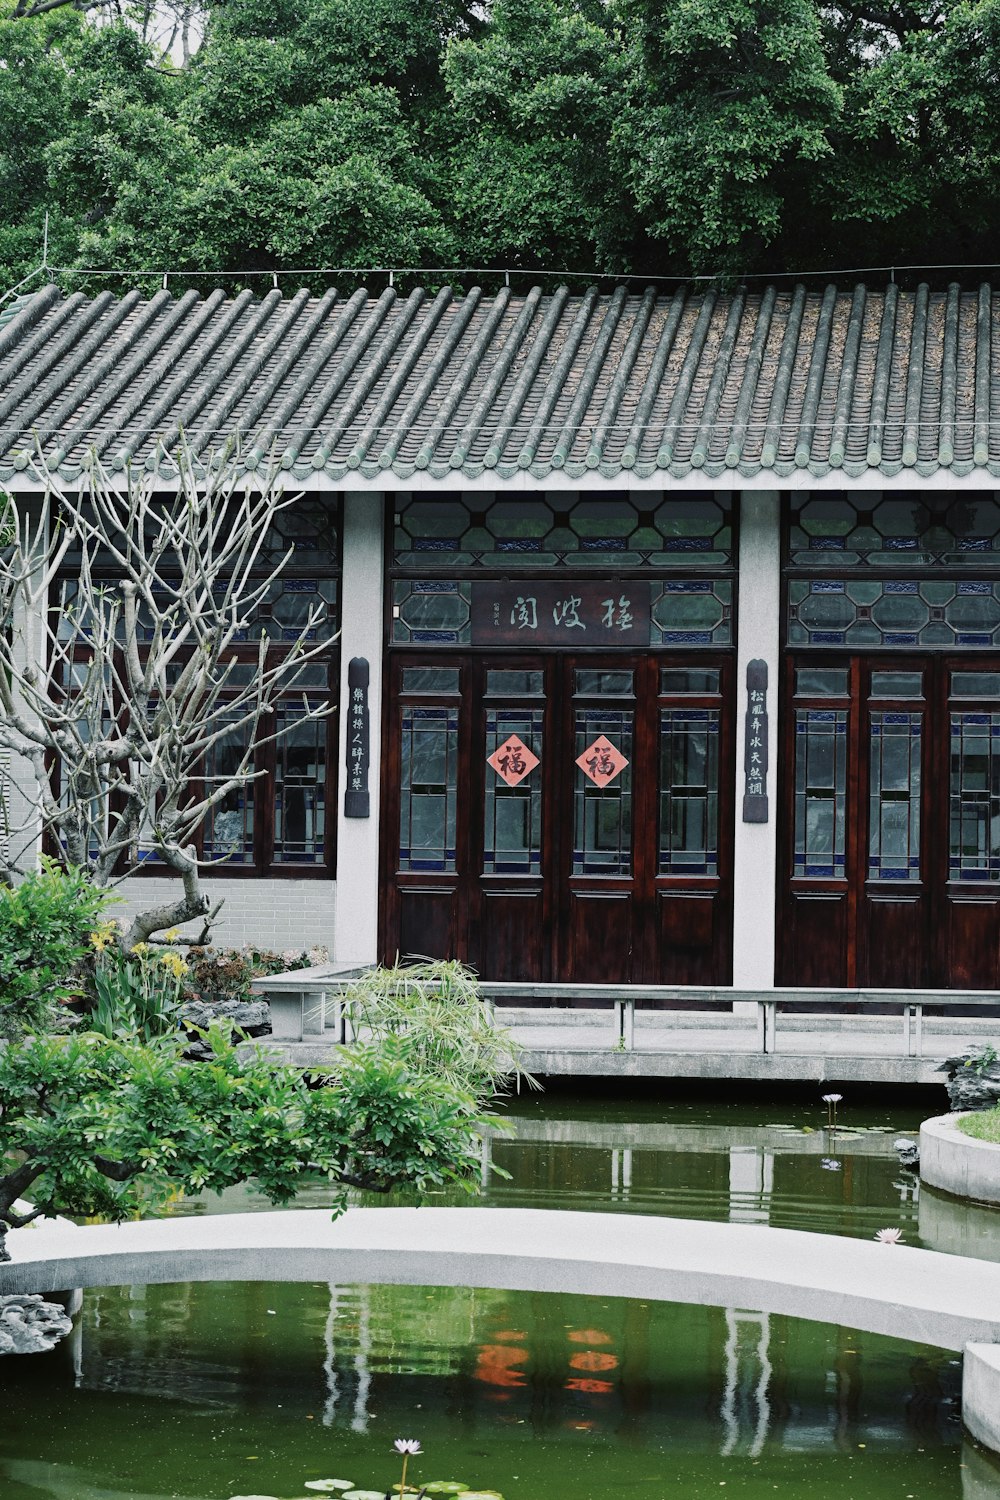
[
  {"x1": 576, "y1": 735, "x2": 628, "y2": 786},
  {"x1": 488, "y1": 734, "x2": 539, "y2": 788}
]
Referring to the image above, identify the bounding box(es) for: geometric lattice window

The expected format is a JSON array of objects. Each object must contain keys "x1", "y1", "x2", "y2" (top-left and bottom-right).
[
  {"x1": 394, "y1": 494, "x2": 733, "y2": 570},
  {"x1": 659, "y1": 708, "x2": 719, "y2": 875},
  {"x1": 868, "y1": 713, "x2": 921, "y2": 881},
  {"x1": 789, "y1": 495, "x2": 1000, "y2": 568},
  {"x1": 651, "y1": 580, "x2": 733, "y2": 646},
  {"x1": 793, "y1": 709, "x2": 847, "y2": 877},
  {"x1": 949, "y1": 712, "x2": 1000, "y2": 881},
  {"x1": 788, "y1": 579, "x2": 1000, "y2": 649},
  {"x1": 392, "y1": 581, "x2": 473, "y2": 645}
]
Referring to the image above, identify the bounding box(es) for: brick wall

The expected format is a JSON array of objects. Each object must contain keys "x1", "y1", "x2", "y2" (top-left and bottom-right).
[{"x1": 110, "y1": 877, "x2": 337, "y2": 954}]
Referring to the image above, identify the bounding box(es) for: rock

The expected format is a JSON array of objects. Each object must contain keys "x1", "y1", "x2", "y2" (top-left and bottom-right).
[
  {"x1": 939, "y1": 1051, "x2": 1000, "y2": 1112},
  {"x1": 0, "y1": 1294, "x2": 73, "y2": 1355},
  {"x1": 181, "y1": 999, "x2": 272, "y2": 1038},
  {"x1": 894, "y1": 1137, "x2": 920, "y2": 1169}
]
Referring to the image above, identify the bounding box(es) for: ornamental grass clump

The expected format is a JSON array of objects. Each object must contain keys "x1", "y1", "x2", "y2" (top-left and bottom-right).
[{"x1": 341, "y1": 961, "x2": 534, "y2": 1106}]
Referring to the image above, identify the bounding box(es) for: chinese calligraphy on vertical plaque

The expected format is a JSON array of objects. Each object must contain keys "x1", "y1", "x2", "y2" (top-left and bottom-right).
[
  {"x1": 470, "y1": 581, "x2": 651, "y2": 647},
  {"x1": 743, "y1": 659, "x2": 768, "y2": 823},
  {"x1": 576, "y1": 735, "x2": 629, "y2": 786},
  {"x1": 344, "y1": 657, "x2": 370, "y2": 818},
  {"x1": 487, "y1": 733, "x2": 539, "y2": 788}
]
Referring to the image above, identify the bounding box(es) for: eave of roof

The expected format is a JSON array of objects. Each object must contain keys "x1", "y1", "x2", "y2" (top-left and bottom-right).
[{"x1": 0, "y1": 280, "x2": 997, "y2": 489}]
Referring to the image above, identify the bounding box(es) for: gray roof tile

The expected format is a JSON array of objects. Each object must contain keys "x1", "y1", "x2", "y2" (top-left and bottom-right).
[{"x1": 2, "y1": 280, "x2": 1000, "y2": 484}]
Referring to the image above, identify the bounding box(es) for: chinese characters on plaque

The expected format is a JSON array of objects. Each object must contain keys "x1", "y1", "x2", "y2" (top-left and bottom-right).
[
  {"x1": 743, "y1": 658, "x2": 768, "y2": 823},
  {"x1": 576, "y1": 735, "x2": 629, "y2": 787},
  {"x1": 487, "y1": 734, "x2": 539, "y2": 788},
  {"x1": 471, "y1": 581, "x2": 651, "y2": 647},
  {"x1": 344, "y1": 657, "x2": 370, "y2": 818}
]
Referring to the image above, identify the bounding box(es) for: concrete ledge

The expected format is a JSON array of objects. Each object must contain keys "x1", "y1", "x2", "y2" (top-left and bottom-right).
[
  {"x1": 920, "y1": 1113, "x2": 1000, "y2": 1204},
  {"x1": 516, "y1": 1048, "x2": 948, "y2": 1083},
  {"x1": 964, "y1": 1344, "x2": 1000, "y2": 1452}
]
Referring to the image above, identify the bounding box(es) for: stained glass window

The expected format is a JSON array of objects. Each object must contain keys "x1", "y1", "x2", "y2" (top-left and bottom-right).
[
  {"x1": 399, "y1": 705, "x2": 459, "y2": 872},
  {"x1": 203, "y1": 717, "x2": 254, "y2": 865},
  {"x1": 949, "y1": 713, "x2": 1000, "y2": 881},
  {"x1": 483, "y1": 709, "x2": 543, "y2": 875},
  {"x1": 659, "y1": 708, "x2": 719, "y2": 875},
  {"x1": 273, "y1": 703, "x2": 326, "y2": 865},
  {"x1": 573, "y1": 709, "x2": 633, "y2": 875},
  {"x1": 793, "y1": 710, "x2": 848, "y2": 878},
  {"x1": 868, "y1": 713, "x2": 921, "y2": 881}
]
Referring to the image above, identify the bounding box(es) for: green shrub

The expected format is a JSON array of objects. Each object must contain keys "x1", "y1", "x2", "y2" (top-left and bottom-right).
[{"x1": 0, "y1": 861, "x2": 110, "y2": 1041}]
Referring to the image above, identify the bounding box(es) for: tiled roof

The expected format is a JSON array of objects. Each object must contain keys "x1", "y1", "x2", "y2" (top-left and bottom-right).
[{"x1": 0, "y1": 280, "x2": 997, "y2": 485}]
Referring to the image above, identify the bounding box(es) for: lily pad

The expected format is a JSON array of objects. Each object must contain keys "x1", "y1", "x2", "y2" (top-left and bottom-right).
[
  {"x1": 227, "y1": 1494, "x2": 281, "y2": 1499},
  {"x1": 341, "y1": 1491, "x2": 387, "y2": 1499},
  {"x1": 424, "y1": 1486, "x2": 470, "y2": 1495},
  {"x1": 456, "y1": 1491, "x2": 505, "y2": 1499},
  {"x1": 304, "y1": 1484, "x2": 355, "y2": 1494}
]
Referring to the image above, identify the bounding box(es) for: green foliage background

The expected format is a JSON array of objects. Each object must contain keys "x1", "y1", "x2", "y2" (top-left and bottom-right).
[{"x1": 2, "y1": 0, "x2": 999, "y2": 283}]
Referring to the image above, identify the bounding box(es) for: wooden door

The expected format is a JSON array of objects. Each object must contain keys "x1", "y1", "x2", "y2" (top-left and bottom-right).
[
  {"x1": 381, "y1": 651, "x2": 734, "y2": 986},
  {"x1": 778, "y1": 655, "x2": 1000, "y2": 990},
  {"x1": 557, "y1": 659, "x2": 642, "y2": 982}
]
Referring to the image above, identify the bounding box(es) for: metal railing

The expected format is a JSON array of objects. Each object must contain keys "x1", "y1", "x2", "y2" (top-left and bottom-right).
[{"x1": 251, "y1": 971, "x2": 1000, "y2": 1058}]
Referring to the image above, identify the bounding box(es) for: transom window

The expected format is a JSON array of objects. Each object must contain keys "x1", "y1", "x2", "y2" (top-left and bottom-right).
[{"x1": 394, "y1": 493, "x2": 734, "y2": 570}]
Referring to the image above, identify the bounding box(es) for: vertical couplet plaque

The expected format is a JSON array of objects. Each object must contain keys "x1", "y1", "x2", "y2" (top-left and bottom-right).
[
  {"x1": 344, "y1": 657, "x2": 370, "y2": 818},
  {"x1": 743, "y1": 659, "x2": 769, "y2": 823}
]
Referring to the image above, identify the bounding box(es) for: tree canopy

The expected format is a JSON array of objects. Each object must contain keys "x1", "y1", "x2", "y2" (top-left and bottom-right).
[{"x1": 1, "y1": 0, "x2": 999, "y2": 284}]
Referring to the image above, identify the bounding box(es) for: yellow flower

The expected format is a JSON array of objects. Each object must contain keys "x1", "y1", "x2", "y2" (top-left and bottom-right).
[
  {"x1": 131, "y1": 942, "x2": 150, "y2": 956},
  {"x1": 159, "y1": 951, "x2": 188, "y2": 979}
]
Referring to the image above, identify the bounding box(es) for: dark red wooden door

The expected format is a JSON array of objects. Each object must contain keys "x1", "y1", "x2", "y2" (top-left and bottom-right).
[
  {"x1": 778, "y1": 656, "x2": 1000, "y2": 989},
  {"x1": 380, "y1": 652, "x2": 733, "y2": 984}
]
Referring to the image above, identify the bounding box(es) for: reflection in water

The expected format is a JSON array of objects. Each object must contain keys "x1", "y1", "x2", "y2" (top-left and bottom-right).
[
  {"x1": 721, "y1": 1310, "x2": 771, "y2": 1457},
  {"x1": 0, "y1": 1277, "x2": 970, "y2": 1500}
]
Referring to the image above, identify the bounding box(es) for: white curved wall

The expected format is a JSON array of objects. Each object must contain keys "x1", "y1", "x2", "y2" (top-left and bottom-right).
[{"x1": 920, "y1": 1113, "x2": 1000, "y2": 1205}]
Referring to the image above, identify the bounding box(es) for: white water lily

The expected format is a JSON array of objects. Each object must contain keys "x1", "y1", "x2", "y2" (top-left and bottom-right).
[
  {"x1": 393, "y1": 1437, "x2": 422, "y2": 1500},
  {"x1": 875, "y1": 1227, "x2": 904, "y2": 1244}
]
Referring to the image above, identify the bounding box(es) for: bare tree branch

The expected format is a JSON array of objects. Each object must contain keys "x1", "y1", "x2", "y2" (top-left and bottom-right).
[{"x1": 0, "y1": 439, "x2": 338, "y2": 946}]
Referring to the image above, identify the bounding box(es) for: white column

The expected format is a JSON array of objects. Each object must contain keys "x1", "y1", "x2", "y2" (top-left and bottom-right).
[
  {"x1": 732, "y1": 492, "x2": 780, "y2": 992},
  {"x1": 333, "y1": 493, "x2": 385, "y2": 965}
]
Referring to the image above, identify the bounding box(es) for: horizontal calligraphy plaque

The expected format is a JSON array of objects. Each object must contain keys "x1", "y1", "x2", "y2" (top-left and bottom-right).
[{"x1": 471, "y1": 580, "x2": 651, "y2": 648}]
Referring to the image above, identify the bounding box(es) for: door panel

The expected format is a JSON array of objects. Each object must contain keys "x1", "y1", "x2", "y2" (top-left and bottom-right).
[
  {"x1": 382, "y1": 651, "x2": 734, "y2": 986},
  {"x1": 779, "y1": 655, "x2": 1000, "y2": 989}
]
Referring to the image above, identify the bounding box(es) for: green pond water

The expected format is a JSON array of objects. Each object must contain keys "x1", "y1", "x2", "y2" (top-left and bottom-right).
[{"x1": 4, "y1": 1087, "x2": 1000, "y2": 1500}]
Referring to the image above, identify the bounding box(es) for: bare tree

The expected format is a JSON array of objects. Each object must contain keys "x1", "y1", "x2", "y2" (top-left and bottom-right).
[{"x1": 0, "y1": 443, "x2": 336, "y2": 949}]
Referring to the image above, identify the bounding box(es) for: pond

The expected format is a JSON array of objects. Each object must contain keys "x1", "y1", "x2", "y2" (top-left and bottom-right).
[{"x1": 3, "y1": 1087, "x2": 1000, "y2": 1500}]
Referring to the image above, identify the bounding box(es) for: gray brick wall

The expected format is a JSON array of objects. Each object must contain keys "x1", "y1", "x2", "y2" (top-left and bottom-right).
[{"x1": 110, "y1": 877, "x2": 337, "y2": 954}]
